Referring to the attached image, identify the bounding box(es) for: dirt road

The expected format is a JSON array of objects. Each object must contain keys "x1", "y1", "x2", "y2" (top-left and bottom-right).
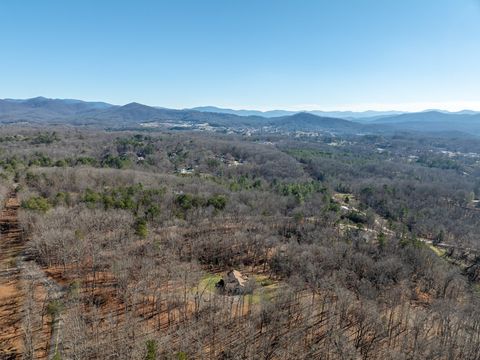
[{"x1": 0, "y1": 190, "x2": 23, "y2": 359}]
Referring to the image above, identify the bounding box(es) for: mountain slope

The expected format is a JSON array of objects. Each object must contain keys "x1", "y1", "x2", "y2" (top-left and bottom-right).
[
  {"x1": 373, "y1": 111, "x2": 480, "y2": 135},
  {"x1": 268, "y1": 112, "x2": 364, "y2": 133},
  {"x1": 78, "y1": 102, "x2": 268, "y2": 127},
  {"x1": 371, "y1": 111, "x2": 472, "y2": 124},
  {"x1": 0, "y1": 97, "x2": 113, "y2": 122}
]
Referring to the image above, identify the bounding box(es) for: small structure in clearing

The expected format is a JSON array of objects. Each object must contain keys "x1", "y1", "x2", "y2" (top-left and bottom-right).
[
  {"x1": 216, "y1": 270, "x2": 248, "y2": 295},
  {"x1": 178, "y1": 167, "x2": 194, "y2": 175}
]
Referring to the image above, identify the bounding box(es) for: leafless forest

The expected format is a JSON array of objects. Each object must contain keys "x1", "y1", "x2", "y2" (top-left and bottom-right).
[{"x1": 2, "y1": 126, "x2": 480, "y2": 359}]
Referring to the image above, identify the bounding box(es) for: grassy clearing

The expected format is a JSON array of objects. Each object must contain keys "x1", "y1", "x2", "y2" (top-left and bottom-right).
[
  {"x1": 428, "y1": 244, "x2": 446, "y2": 257},
  {"x1": 198, "y1": 273, "x2": 222, "y2": 292},
  {"x1": 251, "y1": 275, "x2": 279, "y2": 303},
  {"x1": 196, "y1": 273, "x2": 279, "y2": 304}
]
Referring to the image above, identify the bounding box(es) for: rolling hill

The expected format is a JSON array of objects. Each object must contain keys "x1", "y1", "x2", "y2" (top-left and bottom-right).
[{"x1": 267, "y1": 112, "x2": 365, "y2": 133}]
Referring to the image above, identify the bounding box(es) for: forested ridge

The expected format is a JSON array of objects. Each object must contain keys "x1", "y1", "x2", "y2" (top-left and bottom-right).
[{"x1": 1, "y1": 126, "x2": 480, "y2": 359}]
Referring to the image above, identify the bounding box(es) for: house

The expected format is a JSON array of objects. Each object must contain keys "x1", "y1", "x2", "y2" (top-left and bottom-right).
[
  {"x1": 216, "y1": 270, "x2": 248, "y2": 295},
  {"x1": 178, "y1": 167, "x2": 194, "y2": 175}
]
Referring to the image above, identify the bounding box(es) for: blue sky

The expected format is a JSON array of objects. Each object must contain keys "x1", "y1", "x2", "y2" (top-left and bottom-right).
[{"x1": 1, "y1": 0, "x2": 479, "y2": 111}]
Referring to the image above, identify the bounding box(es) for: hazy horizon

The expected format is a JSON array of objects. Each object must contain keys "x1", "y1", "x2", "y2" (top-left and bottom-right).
[{"x1": 3, "y1": 95, "x2": 480, "y2": 114}]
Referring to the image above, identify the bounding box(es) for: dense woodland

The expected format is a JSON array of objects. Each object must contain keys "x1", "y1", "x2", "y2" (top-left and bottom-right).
[{"x1": 2, "y1": 126, "x2": 480, "y2": 359}]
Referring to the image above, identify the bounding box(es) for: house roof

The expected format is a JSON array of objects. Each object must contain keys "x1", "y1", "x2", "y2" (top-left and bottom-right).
[{"x1": 230, "y1": 270, "x2": 247, "y2": 287}]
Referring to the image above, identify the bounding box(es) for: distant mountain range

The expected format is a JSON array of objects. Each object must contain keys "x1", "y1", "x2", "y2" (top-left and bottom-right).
[
  {"x1": 191, "y1": 106, "x2": 405, "y2": 119},
  {"x1": 368, "y1": 111, "x2": 480, "y2": 135},
  {"x1": 0, "y1": 97, "x2": 262, "y2": 127},
  {"x1": 191, "y1": 105, "x2": 480, "y2": 121},
  {"x1": 1, "y1": 97, "x2": 480, "y2": 136},
  {"x1": 0, "y1": 97, "x2": 359, "y2": 131}
]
